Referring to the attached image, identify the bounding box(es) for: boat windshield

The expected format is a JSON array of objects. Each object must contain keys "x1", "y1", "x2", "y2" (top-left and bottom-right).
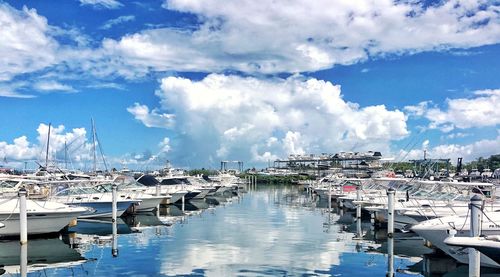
[
  {"x1": 54, "y1": 185, "x2": 100, "y2": 196},
  {"x1": 0, "y1": 180, "x2": 20, "y2": 189}
]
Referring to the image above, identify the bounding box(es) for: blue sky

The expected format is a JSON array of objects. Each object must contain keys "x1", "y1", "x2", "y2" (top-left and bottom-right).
[{"x1": 0, "y1": 0, "x2": 499, "y2": 170}]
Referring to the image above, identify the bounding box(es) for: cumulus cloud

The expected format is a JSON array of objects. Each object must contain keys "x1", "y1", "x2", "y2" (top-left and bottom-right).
[
  {"x1": 399, "y1": 133, "x2": 500, "y2": 163},
  {"x1": 33, "y1": 80, "x2": 77, "y2": 93},
  {"x1": 0, "y1": 123, "x2": 95, "y2": 168},
  {"x1": 159, "y1": 137, "x2": 171, "y2": 153},
  {"x1": 2, "y1": 1, "x2": 500, "y2": 85},
  {"x1": 128, "y1": 74, "x2": 409, "y2": 165},
  {"x1": 92, "y1": 0, "x2": 500, "y2": 76},
  {"x1": 127, "y1": 103, "x2": 175, "y2": 128},
  {"x1": 100, "y1": 15, "x2": 135, "y2": 30},
  {"x1": 79, "y1": 0, "x2": 123, "y2": 9},
  {"x1": 0, "y1": 3, "x2": 59, "y2": 82},
  {"x1": 405, "y1": 89, "x2": 500, "y2": 131}
]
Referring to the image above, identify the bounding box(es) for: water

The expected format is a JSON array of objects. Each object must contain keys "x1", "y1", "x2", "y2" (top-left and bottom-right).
[{"x1": 1, "y1": 185, "x2": 493, "y2": 276}]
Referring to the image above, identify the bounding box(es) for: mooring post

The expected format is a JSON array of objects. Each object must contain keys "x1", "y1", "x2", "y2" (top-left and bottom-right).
[
  {"x1": 386, "y1": 188, "x2": 395, "y2": 277},
  {"x1": 181, "y1": 195, "x2": 185, "y2": 212},
  {"x1": 156, "y1": 183, "x2": 161, "y2": 214},
  {"x1": 356, "y1": 185, "x2": 362, "y2": 222},
  {"x1": 469, "y1": 195, "x2": 483, "y2": 277},
  {"x1": 111, "y1": 184, "x2": 118, "y2": 257},
  {"x1": 20, "y1": 243, "x2": 27, "y2": 277},
  {"x1": 328, "y1": 181, "x2": 332, "y2": 213},
  {"x1": 19, "y1": 188, "x2": 28, "y2": 245},
  {"x1": 356, "y1": 184, "x2": 362, "y2": 238}
]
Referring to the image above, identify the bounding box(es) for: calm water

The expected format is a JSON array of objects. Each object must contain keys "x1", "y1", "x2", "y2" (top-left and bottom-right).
[{"x1": 0, "y1": 185, "x2": 487, "y2": 276}]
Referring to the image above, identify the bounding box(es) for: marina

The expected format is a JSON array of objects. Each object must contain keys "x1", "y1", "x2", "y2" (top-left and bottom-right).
[
  {"x1": 1, "y1": 0, "x2": 499, "y2": 276},
  {"x1": 1, "y1": 171, "x2": 500, "y2": 276}
]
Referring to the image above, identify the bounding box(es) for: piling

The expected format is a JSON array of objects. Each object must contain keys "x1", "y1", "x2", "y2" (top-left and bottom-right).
[
  {"x1": 156, "y1": 184, "x2": 161, "y2": 215},
  {"x1": 18, "y1": 188, "x2": 28, "y2": 245},
  {"x1": 356, "y1": 185, "x2": 362, "y2": 238},
  {"x1": 356, "y1": 185, "x2": 362, "y2": 222},
  {"x1": 328, "y1": 181, "x2": 332, "y2": 213},
  {"x1": 386, "y1": 188, "x2": 395, "y2": 277},
  {"x1": 469, "y1": 195, "x2": 483, "y2": 277},
  {"x1": 111, "y1": 184, "x2": 118, "y2": 257},
  {"x1": 181, "y1": 195, "x2": 185, "y2": 212},
  {"x1": 20, "y1": 243, "x2": 27, "y2": 277}
]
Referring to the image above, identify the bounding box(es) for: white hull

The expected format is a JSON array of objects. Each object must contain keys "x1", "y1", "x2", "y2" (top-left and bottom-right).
[
  {"x1": 0, "y1": 199, "x2": 86, "y2": 236},
  {"x1": 135, "y1": 196, "x2": 164, "y2": 211},
  {"x1": 412, "y1": 213, "x2": 500, "y2": 268}
]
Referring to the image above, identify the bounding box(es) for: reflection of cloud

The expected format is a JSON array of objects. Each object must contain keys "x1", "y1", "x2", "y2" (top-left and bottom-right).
[{"x1": 159, "y1": 192, "x2": 356, "y2": 276}]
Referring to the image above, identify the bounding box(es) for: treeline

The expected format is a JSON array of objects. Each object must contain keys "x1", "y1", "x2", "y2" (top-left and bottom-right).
[{"x1": 387, "y1": 154, "x2": 500, "y2": 173}]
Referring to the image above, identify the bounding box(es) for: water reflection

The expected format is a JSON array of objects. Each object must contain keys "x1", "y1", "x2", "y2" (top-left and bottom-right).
[
  {"x1": 5, "y1": 186, "x2": 500, "y2": 276},
  {"x1": 0, "y1": 236, "x2": 86, "y2": 275}
]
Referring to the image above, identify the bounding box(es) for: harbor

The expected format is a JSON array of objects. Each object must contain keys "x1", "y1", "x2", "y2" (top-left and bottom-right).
[
  {"x1": 1, "y1": 160, "x2": 500, "y2": 276},
  {"x1": 1, "y1": 0, "x2": 500, "y2": 276}
]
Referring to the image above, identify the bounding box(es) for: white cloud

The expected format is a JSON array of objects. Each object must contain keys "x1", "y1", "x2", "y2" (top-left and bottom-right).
[
  {"x1": 34, "y1": 80, "x2": 77, "y2": 93},
  {"x1": 0, "y1": 83, "x2": 35, "y2": 98},
  {"x1": 405, "y1": 89, "x2": 500, "y2": 131},
  {"x1": 159, "y1": 137, "x2": 171, "y2": 153},
  {"x1": 91, "y1": 0, "x2": 500, "y2": 76},
  {"x1": 0, "y1": 3, "x2": 59, "y2": 81},
  {"x1": 128, "y1": 74, "x2": 409, "y2": 165},
  {"x1": 79, "y1": 0, "x2": 123, "y2": 9},
  {"x1": 127, "y1": 103, "x2": 175, "y2": 128},
  {"x1": 399, "y1": 133, "x2": 500, "y2": 163},
  {"x1": 100, "y1": 15, "x2": 135, "y2": 30},
  {"x1": 0, "y1": 123, "x2": 94, "y2": 168}
]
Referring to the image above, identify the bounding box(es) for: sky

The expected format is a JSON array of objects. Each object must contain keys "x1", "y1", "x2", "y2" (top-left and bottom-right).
[{"x1": 0, "y1": 0, "x2": 499, "y2": 170}]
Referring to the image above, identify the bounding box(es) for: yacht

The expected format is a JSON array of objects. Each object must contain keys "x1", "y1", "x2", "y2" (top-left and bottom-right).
[
  {"x1": 0, "y1": 198, "x2": 87, "y2": 237},
  {"x1": 49, "y1": 185, "x2": 139, "y2": 218},
  {"x1": 94, "y1": 182, "x2": 164, "y2": 212},
  {"x1": 411, "y1": 211, "x2": 500, "y2": 268},
  {"x1": 136, "y1": 174, "x2": 188, "y2": 204}
]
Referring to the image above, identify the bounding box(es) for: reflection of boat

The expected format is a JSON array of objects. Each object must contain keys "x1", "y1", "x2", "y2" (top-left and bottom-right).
[
  {"x1": 0, "y1": 198, "x2": 87, "y2": 237},
  {"x1": 189, "y1": 199, "x2": 209, "y2": 210},
  {"x1": 67, "y1": 217, "x2": 133, "y2": 236},
  {"x1": 0, "y1": 237, "x2": 86, "y2": 274},
  {"x1": 122, "y1": 213, "x2": 167, "y2": 228}
]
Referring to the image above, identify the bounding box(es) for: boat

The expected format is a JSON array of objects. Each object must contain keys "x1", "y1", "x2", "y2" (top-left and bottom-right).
[
  {"x1": 445, "y1": 234, "x2": 500, "y2": 264},
  {"x1": 411, "y1": 211, "x2": 500, "y2": 268},
  {"x1": 49, "y1": 185, "x2": 139, "y2": 218},
  {"x1": 94, "y1": 182, "x2": 164, "y2": 212},
  {"x1": 0, "y1": 198, "x2": 87, "y2": 237}
]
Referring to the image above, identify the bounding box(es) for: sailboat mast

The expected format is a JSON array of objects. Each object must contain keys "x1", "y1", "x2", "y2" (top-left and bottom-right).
[
  {"x1": 45, "y1": 123, "x2": 51, "y2": 168},
  {"x1": 64, "y1": 139, "x2": 68, "y2": 169},
  {"x1": 91, "y1": 118, "x2": 97, "y2": 174}
]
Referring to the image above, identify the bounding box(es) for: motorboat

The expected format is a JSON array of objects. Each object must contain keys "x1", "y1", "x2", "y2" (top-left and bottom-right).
[
  {"x1": 0, "y1": 198, "x2": 87, "y2": 237},
  {"x1": 49, "y1": 185, "x2": 139, "y2": 218},
  {"x1": 412, "y1": 211, "x2": 500, "y2": 268}
]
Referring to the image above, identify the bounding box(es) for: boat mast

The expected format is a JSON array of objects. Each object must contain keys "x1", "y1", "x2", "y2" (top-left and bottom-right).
[
  {"x1": 45, "y1": 123, "x2": 51, "y2": 168},
  {"x1": 91, "y1": 118, "x2": 97, "y2": 174},
  {"x1": 64, "y1": 139, "x2": 68, "y2": 169}
]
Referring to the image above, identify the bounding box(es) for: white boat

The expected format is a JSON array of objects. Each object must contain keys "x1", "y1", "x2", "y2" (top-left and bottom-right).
[
  {"x1": 411, "y1": 211, "x2": 500, "y2": 268},
  {"x1": 49, "y1": 186, "x2": 139, "y2": 218},
  {"x1": 444, "y1": 234, "x2": 500, "y2": 265},
  {"x1": 0, "y1": 198, "x2": 87, "y2": 237},
  {"x1": 94, "y1": 182, "x2": 164, "y2": 212}
]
